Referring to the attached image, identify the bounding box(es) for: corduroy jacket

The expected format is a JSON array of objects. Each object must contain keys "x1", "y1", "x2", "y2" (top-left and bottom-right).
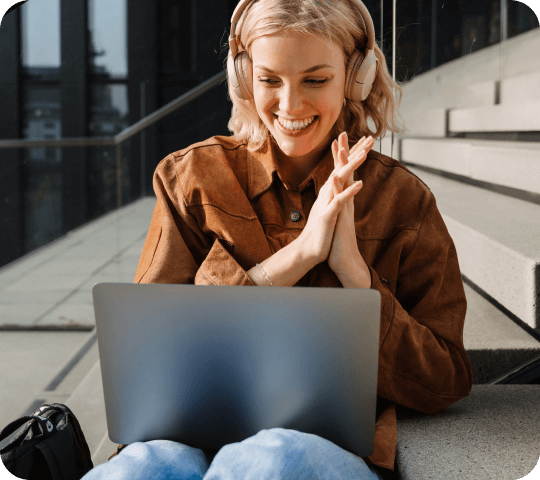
[{"x1": 133, "y1": 134, "x2": 473, "y2": 471}]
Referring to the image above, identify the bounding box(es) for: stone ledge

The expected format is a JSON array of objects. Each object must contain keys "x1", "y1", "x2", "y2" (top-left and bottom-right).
[
  {"x1": 449, "y1": 101, "x2": 540, "y2": 132},
  {"x1": 407, "y1": 167, "x2": 540, "y2": 329},
  {"x1": 401, "y1": 138, "x2": 540, "y2": 196},
  {"x1": 396, "y1": 385, "x2": 540, "y2": 480}
]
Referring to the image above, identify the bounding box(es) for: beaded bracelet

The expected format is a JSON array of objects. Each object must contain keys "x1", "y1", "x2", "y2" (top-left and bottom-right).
[{"x1": 256, "y1": 263, "x2": 274, "y2": 286}]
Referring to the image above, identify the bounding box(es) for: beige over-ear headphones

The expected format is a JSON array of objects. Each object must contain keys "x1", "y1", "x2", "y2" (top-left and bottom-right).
[{"x1": 227, "y1": 0, "x2": 379, "y2": 102}]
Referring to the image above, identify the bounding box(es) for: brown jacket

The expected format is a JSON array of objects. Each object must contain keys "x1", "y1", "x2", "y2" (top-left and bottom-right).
[{"x1": 133, "y1": 134, "x2": 473, "y2": 471}]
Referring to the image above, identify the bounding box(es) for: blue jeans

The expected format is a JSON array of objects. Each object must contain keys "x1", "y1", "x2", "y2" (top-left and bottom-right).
[{"x1": 82, "y1": 428, "x2": 383, "y2": 479}]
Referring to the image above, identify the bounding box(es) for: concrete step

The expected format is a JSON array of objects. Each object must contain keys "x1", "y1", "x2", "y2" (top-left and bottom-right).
[
  {"x1": 449, "y1": 100, "x2": 540, "y2": 133},
  {"x1": 64, "y1": 359, "x2": 114, "y2": 466},
  {"x1": 463, "y1": 284, "x2": 540, "y2": 383},
  {"x1": 399, "y1": 28, "x2": 540, "y2": 112},
  {"x1": 396, "y1": 384, "x2": 540, "y2": 480},
  {"x1": 371, "y1": 134, "x2": 399, "y2": 158},
  {"x1": 396, "y1": 80, "x2": 495, "y2": 138},
  {"x1": 399, "y1": 108, "x2": 447, "y2": 137},
  {"x1": 501, "y1": 70, "x2": 540, "y2": 104},
  {"x1": 0, "y1": 197, "x2": 154, "y2": 331},
  {"x1": 407, "y1": 167, "x2": 540, "y2": 329},
  {"x1": 0, "y1": 331, "x2": 91, "y2": 430},
  {"x1": 401, "y1": 137, "x2": 540, "y2": 196}
]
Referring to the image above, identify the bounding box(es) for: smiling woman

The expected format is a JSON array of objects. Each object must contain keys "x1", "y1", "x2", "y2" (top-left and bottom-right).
[
  {"x1": 227, "y1": 0, "x2": 403, "y2": 156},
  {"x1": 80, "y1": 0, "x2": 473, "y2": 479}
]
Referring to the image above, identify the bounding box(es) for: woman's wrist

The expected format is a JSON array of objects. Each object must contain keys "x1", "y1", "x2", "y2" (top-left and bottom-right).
[
  {"x1": 247, "y1": 237, "x2": 320, "y2": 287},
  {"x1": 333, "y1": 254, "x2": 372, "y2": 288},
  {"x1": 291, "y1": 233, "x2": 326, "y2": 267}
]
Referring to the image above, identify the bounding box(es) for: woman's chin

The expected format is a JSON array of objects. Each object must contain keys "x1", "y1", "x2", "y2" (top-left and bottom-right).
[{"x1": 275, "y1": 142, "x2": 313, "y2": 159}]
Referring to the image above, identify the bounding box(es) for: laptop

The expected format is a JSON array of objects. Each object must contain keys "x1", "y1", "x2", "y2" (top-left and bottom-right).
[{"x1": 92, "y1": 283, "x2": 380, "y2": 457}]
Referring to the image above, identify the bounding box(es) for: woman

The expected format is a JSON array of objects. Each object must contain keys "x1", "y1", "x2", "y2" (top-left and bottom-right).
[{"x1": 83, "y1": 0, "x2": 472, "y2": 478}]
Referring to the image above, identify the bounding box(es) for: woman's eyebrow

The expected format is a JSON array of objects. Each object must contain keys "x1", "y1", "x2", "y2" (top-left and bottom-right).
[{"x1": 254, "y1": 64, "x2": 334, "y2": 73}]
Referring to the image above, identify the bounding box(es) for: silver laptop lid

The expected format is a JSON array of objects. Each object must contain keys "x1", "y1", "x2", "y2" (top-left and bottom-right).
[{"x1": 93, "y1": 283, "x2": 380, "y2": 457}]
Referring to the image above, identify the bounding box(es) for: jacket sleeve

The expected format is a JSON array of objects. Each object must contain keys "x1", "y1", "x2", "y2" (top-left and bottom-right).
[
  {"x1": 134, "y1": 155, "x2": 256, "y2": 286},
  {"x1": 370, "y1": 194, "x2": 473, "y2": 414}
]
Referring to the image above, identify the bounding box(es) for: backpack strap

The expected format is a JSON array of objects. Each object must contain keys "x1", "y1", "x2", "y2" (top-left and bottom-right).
[{"x1": 0, "y1": 414, "x2": 55, "y2": 453}]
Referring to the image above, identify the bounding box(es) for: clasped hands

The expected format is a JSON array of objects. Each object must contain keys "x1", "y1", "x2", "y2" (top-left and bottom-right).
[
  {"x1": 328, "y1": 132, "x2": 374, "y2": 288},
  {"x1": 298, "y1": 132, "x2": 374, "y2": 288}
]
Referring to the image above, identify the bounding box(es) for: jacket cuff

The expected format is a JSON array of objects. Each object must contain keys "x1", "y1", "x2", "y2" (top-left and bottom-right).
[
  {"x1": 368, "y1": 265, "x2": 395, "y2": 350},
  {"x1": 195, "y1": 238, "x2": 256, "y2": 286}
]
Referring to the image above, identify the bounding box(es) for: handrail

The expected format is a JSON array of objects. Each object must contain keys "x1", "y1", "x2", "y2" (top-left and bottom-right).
[
  {"x1": 0, "y1": 70, "x2": 227, "y2": 150},
  {"x1": 0, "y1": 70, "x2": 228, "y2": 209},
  {"x1": 115, "y1": 70, "x2": 226, "y2": 144}
]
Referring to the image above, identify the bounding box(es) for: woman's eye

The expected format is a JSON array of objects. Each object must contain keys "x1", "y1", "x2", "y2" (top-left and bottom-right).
[{"x1": 258, "y1": 78, "x2": 328, "y2": 86}]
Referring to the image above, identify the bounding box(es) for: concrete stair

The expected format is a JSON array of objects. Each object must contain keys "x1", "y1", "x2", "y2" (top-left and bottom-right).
[
  {"x1": 401, "y1": 138, "x2": 540, "y2": 196},
  {"x1": 396, "y1": 385, "x2": 540, "y2": 479},
  {"x1": 449, "y1": 100, "x2": 540, "y2": 133},
  {"x1": 405, "y1": 167, "x2": 540, "y2": 330},
  {"x1": 463, "y1": 284, "x2": 540, "y2": 383},
  {"x1": 65, "y1": 358, "x2": 117, "y2": 467},
  {"x1": 380, "y1": 27, "x2": 540, "y2": 478}
]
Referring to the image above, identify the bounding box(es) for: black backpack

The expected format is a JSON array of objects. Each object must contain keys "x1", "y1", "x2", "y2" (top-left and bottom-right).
[{"x1": 0, "y1": 403, "x2": 93, "y2": 480}]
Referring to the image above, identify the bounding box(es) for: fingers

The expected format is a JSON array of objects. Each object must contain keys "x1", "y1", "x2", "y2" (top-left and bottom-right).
[
  {"x1": 329, "y1": 133, "x2": 374, "y2": 204},
  {"x1": 332, "y1": 133, "x2": 374, "y2": 184},
  {"x1": 350, "y1": 135, "x2": 374, "y2": 156},
  {"x1": 331, "y1": 179, "x2": 363, "y2": 212},
  {"x1": 335, "y1": 146, "x2": 367, "y2": 183}
]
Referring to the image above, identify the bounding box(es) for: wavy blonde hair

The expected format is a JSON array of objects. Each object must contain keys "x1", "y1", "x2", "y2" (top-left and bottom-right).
[{"x1": 224, "y1": 0, "x2": 405, "y2": 153}]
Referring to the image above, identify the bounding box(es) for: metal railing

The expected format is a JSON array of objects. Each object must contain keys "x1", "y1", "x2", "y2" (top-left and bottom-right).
[{"x1": 0, "y1": 70, "x2": 227, "y2": 208}]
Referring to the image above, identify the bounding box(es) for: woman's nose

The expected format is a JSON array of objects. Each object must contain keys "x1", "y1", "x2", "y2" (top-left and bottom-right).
[{"x1": 279, "y1": 84, "x2": 304, "y2": 115}]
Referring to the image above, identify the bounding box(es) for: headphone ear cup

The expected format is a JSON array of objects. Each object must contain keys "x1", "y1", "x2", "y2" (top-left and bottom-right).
[
  {"x1": 227, "y1": 52, "x2": 243, "y2": 99},
  {"x1": 345, "y1": 49, "x2": 379, "y2": 102},
  {"x1": 234, "y1": 51, "x2": 254, "y2": 100}
]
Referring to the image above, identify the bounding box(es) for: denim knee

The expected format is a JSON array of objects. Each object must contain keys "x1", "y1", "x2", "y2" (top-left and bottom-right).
[
  {"x1": 205, "y1": 428, "x2": 379, "y2": 480},
  {"x1": 247, "y1": 427, "x2": 337, "y2": 452},
  {"x1": 81, "y1": 440, "x2": 209, "y2": 480}
]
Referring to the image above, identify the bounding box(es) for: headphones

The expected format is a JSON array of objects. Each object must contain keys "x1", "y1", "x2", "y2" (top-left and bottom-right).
[{"x1": 227, "y1": 0, "x2": 379, "y2": 102}]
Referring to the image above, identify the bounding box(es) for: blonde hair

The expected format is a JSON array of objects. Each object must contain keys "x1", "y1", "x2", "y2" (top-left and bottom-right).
[{"x1": 224, "y1": 0, "x2": 405, "y2": 153}]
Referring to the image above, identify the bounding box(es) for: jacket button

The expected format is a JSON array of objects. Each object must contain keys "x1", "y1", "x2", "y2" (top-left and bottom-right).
[{"x1": 289, "y1": 210, "x2": 301, "y2": 222}]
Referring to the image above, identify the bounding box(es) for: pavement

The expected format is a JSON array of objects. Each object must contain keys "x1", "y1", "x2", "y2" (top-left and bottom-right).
[{"x1": 0, "y1": 196, "x2": 156, "y2": 441}]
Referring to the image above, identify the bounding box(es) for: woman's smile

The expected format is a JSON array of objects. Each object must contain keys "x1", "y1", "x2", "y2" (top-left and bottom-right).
[{"x1": 274, "y1": 114, "x2": 319, "y2": 137}]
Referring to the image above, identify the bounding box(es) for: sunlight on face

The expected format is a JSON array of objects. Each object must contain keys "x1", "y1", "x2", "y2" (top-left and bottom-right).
[{"x1": 251, "y1": 31, "x2": 346, "y2": 174}]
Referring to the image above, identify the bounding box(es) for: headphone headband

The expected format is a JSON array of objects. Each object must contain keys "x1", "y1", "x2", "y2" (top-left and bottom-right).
[{"x1": 229, "y1": 0, "x2": 376, "y2": 57}]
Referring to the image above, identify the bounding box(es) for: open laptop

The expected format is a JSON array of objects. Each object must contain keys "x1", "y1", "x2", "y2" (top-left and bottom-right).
[{"x1": 92, "y1": 283, "x2": 380, "y2": 457}]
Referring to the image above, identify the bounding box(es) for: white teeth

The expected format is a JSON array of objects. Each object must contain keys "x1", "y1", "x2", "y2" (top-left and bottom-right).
[{"x1": 277, "y1": 115, "x2": 315, "y2": 130}]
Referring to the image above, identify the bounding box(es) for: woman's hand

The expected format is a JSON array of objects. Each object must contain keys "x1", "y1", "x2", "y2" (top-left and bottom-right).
[
  {"x1": 327, "y1": 132, "x2": 373, "y2": 287},
  {"x1": 295, "y1": 144, "x2": 364, "y2": 265}
]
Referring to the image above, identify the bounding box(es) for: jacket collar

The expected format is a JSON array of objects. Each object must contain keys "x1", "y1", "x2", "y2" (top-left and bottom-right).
[{"x1": 247, "y1": 135, "x2": 335, "y2": 200}]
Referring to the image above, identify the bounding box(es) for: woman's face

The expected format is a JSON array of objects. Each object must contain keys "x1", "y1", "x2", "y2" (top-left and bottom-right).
[{"x1": 250, "y1": 31, "x2": 346, "y2": 170}]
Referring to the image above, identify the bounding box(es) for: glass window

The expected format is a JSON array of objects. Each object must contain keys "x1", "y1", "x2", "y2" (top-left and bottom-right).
[
  {"x1": 88, "y1": 0, "x2": 128, "y2": 78},
  {"x1": 88, "y1": 84, "x2": 130, "y2": 219},
  {"x1": 89, "y1": 84, "x2": 129, "y2": 136},
  {"x1": 21, "y1": 0, "x2": 60, "y2": 68},
  {"x1": 508, "y1": 1, "x2": 539, "y2": 39},
  {"x1": 22, "y1": 85, "x2": 63, "y2": 253}
]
